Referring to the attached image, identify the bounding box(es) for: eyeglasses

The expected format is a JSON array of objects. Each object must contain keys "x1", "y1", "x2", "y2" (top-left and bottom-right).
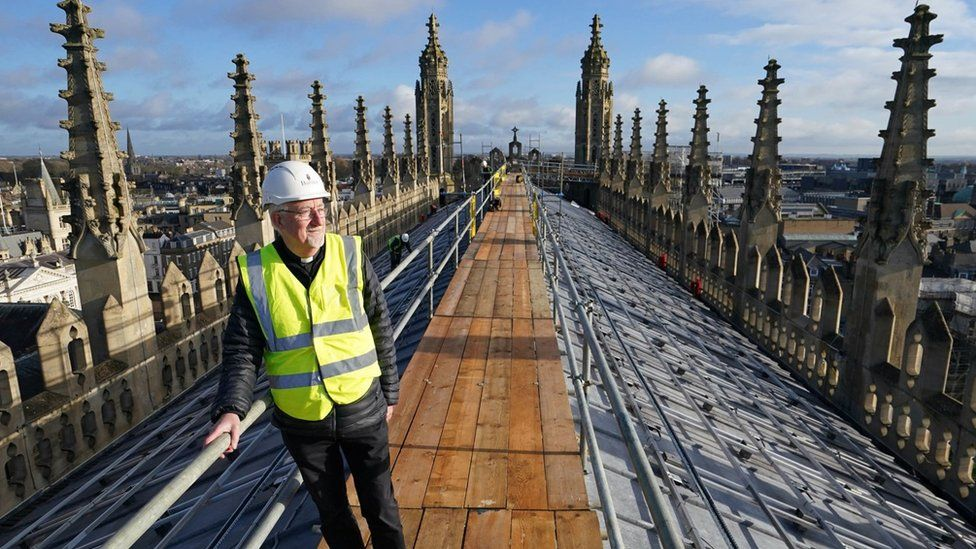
[{"x1": 280, "y1": 206, "x2": 329, "y2": 221}]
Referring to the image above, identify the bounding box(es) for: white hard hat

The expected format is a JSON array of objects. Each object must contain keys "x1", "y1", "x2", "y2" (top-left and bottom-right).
[
  {"x1": 401, "y1": 233, "x2": 409, "y2": 243},
  {"x1": 262, "y1": 161, "x2": 330, "y2": 206}
]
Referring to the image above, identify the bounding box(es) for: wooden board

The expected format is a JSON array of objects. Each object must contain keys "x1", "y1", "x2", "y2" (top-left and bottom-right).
[
  {"x1": 462, "y1": 509, "x2": 512, "y2": 549},
  {"x1": 554, "y1": 511, "x2": 603, "y2": 549},
  {"x1": 414, "y1": 508, "x2": 467, "y2": 548},
  {"x1": 510, "y1": 511, "x2": 556, "y2": 549},
  {"x1": 507, "y1": 318, "x2": 547, "y2": 509}
]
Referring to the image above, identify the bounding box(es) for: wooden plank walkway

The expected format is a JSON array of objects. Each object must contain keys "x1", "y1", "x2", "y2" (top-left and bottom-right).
[{"x1": 337, "y1": 176, "x2": 602, "y2": 548}]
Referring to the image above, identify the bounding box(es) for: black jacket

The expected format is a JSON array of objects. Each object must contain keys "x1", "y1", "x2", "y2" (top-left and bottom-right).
[{"x1": 211, "y1": 237, "x2": 400, "y2": 435}]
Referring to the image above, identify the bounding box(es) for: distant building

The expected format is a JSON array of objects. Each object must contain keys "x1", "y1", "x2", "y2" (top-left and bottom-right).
[
  {"x1": 0, "y1": 252, "x2": 78, "y2": 308},
  {"x1": 145, "y1": 221, "x2": 235, "y2": 295},
  {"x1": 21, "y1": 158, "x2": 70, "y2": 251}
]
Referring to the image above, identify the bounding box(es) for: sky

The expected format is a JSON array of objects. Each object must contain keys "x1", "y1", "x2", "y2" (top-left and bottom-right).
[{"x1": 1, "y1": 0, "x2": 975, "y2": 158}]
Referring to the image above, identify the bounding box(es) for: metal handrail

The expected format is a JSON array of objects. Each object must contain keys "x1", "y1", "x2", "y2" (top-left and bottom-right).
[
  {"x1": 102, "y1": 166, "x2": 504, "y2": 548},
  {"x1": 525, "y1": 173, "x2": 685, "y2": 549}
]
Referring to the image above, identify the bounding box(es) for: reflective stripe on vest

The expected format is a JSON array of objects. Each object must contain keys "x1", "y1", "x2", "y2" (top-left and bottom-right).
[{"x1": 239, "y1": 234, "x2": 380, "y2": 420}]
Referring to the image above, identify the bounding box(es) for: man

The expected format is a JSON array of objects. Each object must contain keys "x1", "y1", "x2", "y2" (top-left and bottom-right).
[
  {"x1": 204, "y1": 161, "x2": 405, "y2": 549},
  {"x1": 387, "y1": 233, "x2": 403, "y2": 269}
]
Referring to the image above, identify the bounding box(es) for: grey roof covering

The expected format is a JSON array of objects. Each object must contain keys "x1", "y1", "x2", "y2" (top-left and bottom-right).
[
  {"x1": 541, "y1": 193, "x2": 976, "y2": 548},
  {"x1": 0, "y1": 302, "x2": 48, "y2": 357},
  {"x1": 0, "y1": 195, "x2": 482, "y2": 547},
  {"x1": 0, "y1": 232, "x2": 42, "y2": 259}
]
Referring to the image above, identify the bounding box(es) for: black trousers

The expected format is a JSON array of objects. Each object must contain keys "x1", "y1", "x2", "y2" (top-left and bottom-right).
[{"x1": 280, "y1": 418, "x2": 406, "y2": 549}]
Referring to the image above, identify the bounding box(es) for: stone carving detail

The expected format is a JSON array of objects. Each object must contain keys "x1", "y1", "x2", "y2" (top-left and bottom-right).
[
  {"x1": 59, "y1": 413, "x2": 77, "y2": 463},
  {"x1": 81, "y1": 401, "x2": 96, "y2": 449},
  {"x1": 742, "y1": 60, "x2": 784, "y2": 223},
  {"x1": 611, "y1": 114, "x2": 625, "y2": 179},
  {"x1": 855, "y1": 5, "x2": 940, "y2": 264},
  {"x1": 4, "y1": 444, "x2": 27, "y2": 497}
]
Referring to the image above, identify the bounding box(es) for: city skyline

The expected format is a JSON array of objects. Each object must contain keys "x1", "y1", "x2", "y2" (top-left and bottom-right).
[{"x1": 1, "y1": 0, "x2": 975, "y2": 157}]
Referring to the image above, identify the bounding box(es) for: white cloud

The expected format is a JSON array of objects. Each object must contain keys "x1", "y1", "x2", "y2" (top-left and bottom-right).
[
  {"x1": 471, "y1": 10, "x2": 534, "y2": 50},
  {"x1": 622, "y1": 53, "x2": 702, "y2": 88},
  {"x1": 230, "y1": 0, "x2": 440, "y2": 25}
]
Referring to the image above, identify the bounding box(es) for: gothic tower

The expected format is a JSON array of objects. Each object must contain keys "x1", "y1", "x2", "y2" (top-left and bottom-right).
[
  {"x1": 23, "y1": 155, "x2": 70, "y2": 251},
  {"x1": 353, "y1": 96, "x2": 376, "y2": 207},
  {"x1": 844, "y1": 6, "x2": 941, "y2": 399},
  {"x1": 735, "y1": 60, "x2": 784, "y2": 306},
  {"x1": 416, "y1": 14, "x2": 455, "y2": 190},
  {"x1": 51, "y1": 0, "x2": 156, "y2": 366},
  {"x1": 308, "y1": 80, "x2": 338, "y2": 206},
  {"x1": 575, "y1": 14, "x2": 613, "y2": 165},
  {"x1": 228, "y1": 53, "x2": 272, "y2": 250}
]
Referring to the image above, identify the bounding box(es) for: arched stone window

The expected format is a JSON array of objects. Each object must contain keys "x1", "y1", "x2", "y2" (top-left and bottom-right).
[
  {"x1": 0, "y1": 371, "x2": 11, "y2": 409},
  {"x1": 67, "y1": 326, "x2": 88, "y2": 377},
  {"x1": 180, "y1": 284, "x2": 192, "y2": 323}
]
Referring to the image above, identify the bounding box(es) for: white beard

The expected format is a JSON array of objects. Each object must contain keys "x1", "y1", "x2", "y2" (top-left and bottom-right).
[{"x1": 305, "y1": 232, "x2": 325, "y2": 248}]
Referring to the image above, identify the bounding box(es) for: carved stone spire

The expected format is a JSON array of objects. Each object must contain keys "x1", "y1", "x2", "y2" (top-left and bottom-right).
[
  {"x1": 308, "y1": 80, "x2": 338, "y2": 203},
  {"x1": 52, "y1": 0, "x2": 136, "y2": 259},
  {"x1": 611, "y1": 114, "x2": 624, "y2": 178},
  {"x1": 845, "y1": 5, "x2": 942, "y2": 389},
  {"x1": 420, "y1": 13, "x2": 447, "y2": 76},
  {"x1": 402, "y1": 113, "x2": 417, "y2": 183},
  {"x1": 353, "y1": 96, "x2": 375, "y2": 204},
  {"x1": 856, "y1": 5, "x2": 940, "y2": 265},
  {"x1": 416, "y1": 109, "x2": 430, "y2": 180},
  {"x1": 683, "y1": 85, "x2": 712, "y2": 206},
  {"x1": 124, "y1": 128, "x2": 135, "y2": 177},
  {"x1": 599, "y1": 113, "x2": 612, "y2": 176},
  {"x1": 52, "y1": 0, "x2": 155, "y2": 366},
  {"x1": 381, "y1": 106, "x2": 400, "y2": 192},
  {"x1": 228, "y1": 53, "x2": 272, "y2": 249},
  {"x1": 581, "y1": 14, "x2": 609, "y2": 81},
  {"x1": 626, "y1": 107, "x2": 643, "y2": 188},
  {"x1": 575, "y1": 14, "x2": 613, "y2": 165},
  {"x1": 742, "y1": 59, "x2": 784, "y2": 224},
  {"x1": 648, "y1": 99, "x2": 671, "y2": 197}
]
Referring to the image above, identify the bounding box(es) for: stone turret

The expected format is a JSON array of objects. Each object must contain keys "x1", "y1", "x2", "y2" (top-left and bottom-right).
[
  {"x1": 124, "y1": 129, "x2": 137, "y2": 177},
  {"x1": 626, "y1": 107, "x2": 643, "y2": 192},
  {"x1": 574, "y1": 14, "x2": 614, "y2": 164},
  {"x1": 381, "y1": 106, "x2": 400, "y2": 196},
  {"x1": 599, "y1": 113, "x2": 612, "y2": 176},
  {"x1": 228, "y1": 53, "x2": 272, "y2": 249},
  {"x1": 416, "y1": 109, "x2": 430, "y2": 181},
  {"x1": 611, "y1": 114, "x2": 624, "y2": 180},
  {"x1": 735, "y1": 61, "x2": 785, "y2": 313},
  {"x1": 417, "y1": 14, "x2": 455, "y2": 189},
  {"x1": 51, "y1": 0, "x2": 156, "y2": 366},
  {"x1": 683, "y1": 86, "x2": 712, "y2": 222},
  {"x1": 352, "y1": 96, "x2": 375, "y2": 206},
  {"x1": 308, "y1": 80, "x2": 338, "y2": 203},
  {"x1": 402, "y1": 113, "x2": 417, "y2": 185},
  {"x1": 647, "y1": 100, "x2": 671, "y2": 203},
  {"x1": 845, "y1": 5, "x2": 942, "y2": 396}
]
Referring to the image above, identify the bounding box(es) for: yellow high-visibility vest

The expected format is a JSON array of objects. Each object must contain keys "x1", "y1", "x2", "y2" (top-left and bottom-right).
[{"x1": 239, "y1": 233, "x2": 380, "y2": 421}]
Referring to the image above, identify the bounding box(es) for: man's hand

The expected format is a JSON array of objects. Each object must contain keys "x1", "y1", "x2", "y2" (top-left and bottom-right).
[
  {"x1": 386, "y1": 405, "x2": 396, "y2": 422},
  {"x1": 204, "y1": 412, "x2": 241, "y2": 458}
]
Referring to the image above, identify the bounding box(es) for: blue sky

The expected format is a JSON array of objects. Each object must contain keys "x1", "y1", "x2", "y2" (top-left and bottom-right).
[{"x1": 2, "y1": 0, "x2": 975, "y2": 157}]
